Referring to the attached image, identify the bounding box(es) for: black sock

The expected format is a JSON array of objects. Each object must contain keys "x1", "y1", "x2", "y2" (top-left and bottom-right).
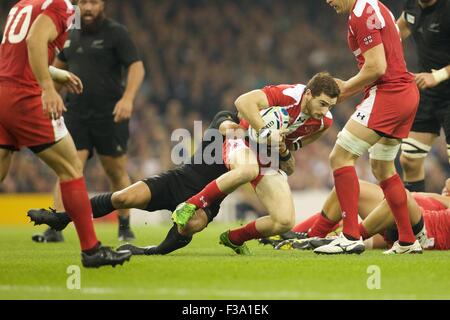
[
  {"x1": 147, "y1": 224, "x2": 192, "y2": 255},
  {"x1": 118, "y1": 215, "x2": 130, "y2": 230},
  {"x1": 90, "y1": 193, "x2": 115, "y2": 218},
  {"x1": 404, "y1": 180, "x2": 425, "y2": 192},
  {"x1": 412, "y1": 216, "x2": 424, "y2": 235}
]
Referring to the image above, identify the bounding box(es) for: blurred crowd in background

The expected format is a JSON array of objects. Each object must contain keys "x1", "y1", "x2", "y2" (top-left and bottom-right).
[{"x1": 0, "y1": 0, "x2": 448, "y2": 195}]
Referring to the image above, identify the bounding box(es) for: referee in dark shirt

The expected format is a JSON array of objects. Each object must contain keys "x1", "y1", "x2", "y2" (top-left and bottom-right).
[
  {"x1": 33, "y1": 0, "x2": 145, "y2": 243},
  {"x1": 398, "y1": 0, "x2": 450, "y2": 192}
]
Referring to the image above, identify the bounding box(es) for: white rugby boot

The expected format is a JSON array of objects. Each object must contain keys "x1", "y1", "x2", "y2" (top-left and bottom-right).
[
  {"x1": 313, "y1": 233, "x2": 365, "y2": 255},
  {"x1": 383, "y1": 240, "x2": 423, "y2": 255}
]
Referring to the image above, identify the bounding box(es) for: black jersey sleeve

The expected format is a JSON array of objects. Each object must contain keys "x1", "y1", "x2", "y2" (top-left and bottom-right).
[
  {"x1": 209, "y1": 110, "x2": 240, "y2": 130},
  {"x1": 114, "y1": 25, "x2": 141, "y2": 68}
]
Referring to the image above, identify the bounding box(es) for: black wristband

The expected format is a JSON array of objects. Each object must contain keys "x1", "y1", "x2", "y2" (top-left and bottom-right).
[
  {"x1": 280, "y1": 151, "x2": 292, "y2": 162},
  {"x1": 293, "y1": 140, "x2": 303, "y2": 151}
]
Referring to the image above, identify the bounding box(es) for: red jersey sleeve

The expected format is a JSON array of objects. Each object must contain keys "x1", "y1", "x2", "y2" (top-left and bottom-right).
[
  {"x1": 350, "y1": 2, "x2": 385, "y2": 54},
  {"x1": 41, "y1": 0, "x2": 74, "y2": 34},
  {"x1": 261, "y1": 84, "x2": 303, "y2": 107}
]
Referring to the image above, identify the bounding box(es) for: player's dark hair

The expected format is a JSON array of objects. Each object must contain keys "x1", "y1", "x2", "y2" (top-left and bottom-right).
[{"x1": 306, "y1": 72, "x2": 340, "y2": 98}]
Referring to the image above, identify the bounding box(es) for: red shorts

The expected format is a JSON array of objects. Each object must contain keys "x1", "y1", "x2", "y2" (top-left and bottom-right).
[
  {"x1": 351, "y1": 83, "x2": 419, "y2": 139},
  {"x1": 422, "y1": 208, "x2": 450, "y2": 250},
  {"x1": 0, "y1": 85, "x2": 68, "y2": 150},
  {"x1": 222, "y1": 138, "x2": 280, "y2": 188}
]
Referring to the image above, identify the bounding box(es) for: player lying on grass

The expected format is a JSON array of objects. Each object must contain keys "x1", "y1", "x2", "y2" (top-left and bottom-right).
[
  {"x1": 264, "y1": 179, "x2": 450, "y2": 252},
  {"x1": 27, "y1": 73, "x2": 340, "y2": 256},
  {"x1": 171, "y1": 72, "x2": 340, "y2": 255},
  {"x1": 28, "y1": 109, "x2": 239, "y2": 255}
]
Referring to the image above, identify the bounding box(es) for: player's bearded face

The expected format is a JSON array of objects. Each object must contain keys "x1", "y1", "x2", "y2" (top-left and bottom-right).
[{"x1": 79, "y1": 0, "x2": 105, "y2": 26}]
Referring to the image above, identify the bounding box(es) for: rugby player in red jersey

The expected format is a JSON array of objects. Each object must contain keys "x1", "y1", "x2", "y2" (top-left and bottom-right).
[
  {"x1": 171, "y1": 73, "x2": 340, "y2": 254},
  {"x1": 0, "y1": 0, "x2": 131, "y2": 267},
  {"x1": 316, "y1": 0, "x2": 421, "y2": 254}
]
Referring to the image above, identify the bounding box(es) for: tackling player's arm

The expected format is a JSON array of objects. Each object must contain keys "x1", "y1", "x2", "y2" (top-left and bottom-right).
[
  {"x1": 26, "y1": 14, "x2": 66, "y2": 119},
  {"x1": 396, "y1": 12, "x2": 411, "y2": 41},
  {"x1": 415, "y1": 64, "x2": 450, "y2": 90},
  {"x1": 340, "y1": 44, "x2": 387, "y2": 101}
]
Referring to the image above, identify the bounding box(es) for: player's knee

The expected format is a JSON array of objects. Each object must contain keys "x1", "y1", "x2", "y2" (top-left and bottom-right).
[
  {"x1": 330, "y1": 128, "x2": 370, "y2": 168},
  {"x1": 371, "y1": 163, "x2": 396, "y2": 182},
  {"x1": 273, "y1": 216, "x2": 295, "y2": 233},
  {"x1": 56, "y1": 159, "x2": 83, "y2": 181}
]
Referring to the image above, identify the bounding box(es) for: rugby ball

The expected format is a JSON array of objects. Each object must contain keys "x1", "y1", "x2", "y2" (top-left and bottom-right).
[{"x1": 248, "y1": 107, "x2": 290, "y2": 142}]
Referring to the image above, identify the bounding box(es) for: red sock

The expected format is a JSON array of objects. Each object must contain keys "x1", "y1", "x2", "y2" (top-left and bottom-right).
[
  {"x1": 228, "y1": 221, "x2": 263, "y2": 246},
  {"x1": 333, "y1": 166, "x2": 360, "y2": 239},
  {"x1": 292, "y1": 213, "x2": 320, "y2": 233},
  {"x1": 380, "y1": 174, "x2": 416, "y2": 244},
  {"x1": 307, "y1": 212, "x2": 339, "y2": 237},
  {"x1": 359, "y1": 223, "x2": 370, "y2": 240},
  {"x1": 187, "y1": 180, "x2": 226, "y2": 208},
  {"x1": 60, "y1": 177, "x2": 99, "y2": 251}
]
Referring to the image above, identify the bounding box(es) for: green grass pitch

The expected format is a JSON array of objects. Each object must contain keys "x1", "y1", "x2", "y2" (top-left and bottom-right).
[{"x1": 1, "y1": 223, "x2": 449, "y2": 300}]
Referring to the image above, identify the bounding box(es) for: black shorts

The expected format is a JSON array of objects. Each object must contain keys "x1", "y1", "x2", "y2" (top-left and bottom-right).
[
  {"x1": 142, "y1": 170, "x2": 223, "y2": 223},
  {"x1": 64, "y1": 113, "x2": 129, "y2": 158},
  {"x1": 411, "y1": 94, "x2": 450, "y2": 144}
]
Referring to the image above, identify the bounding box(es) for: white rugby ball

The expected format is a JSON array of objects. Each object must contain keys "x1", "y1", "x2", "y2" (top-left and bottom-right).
[{"x1": 248, "y1": 107, "x2": 290, "y2": 142}]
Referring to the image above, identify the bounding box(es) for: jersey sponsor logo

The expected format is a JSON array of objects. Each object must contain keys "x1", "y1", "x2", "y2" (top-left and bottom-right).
[
  {"x1": 356, "y1": 112, "x2": 366, "y2": 121},
  {"x1": 199, "y1": 196, "x2": 208, "y2": 208}
]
